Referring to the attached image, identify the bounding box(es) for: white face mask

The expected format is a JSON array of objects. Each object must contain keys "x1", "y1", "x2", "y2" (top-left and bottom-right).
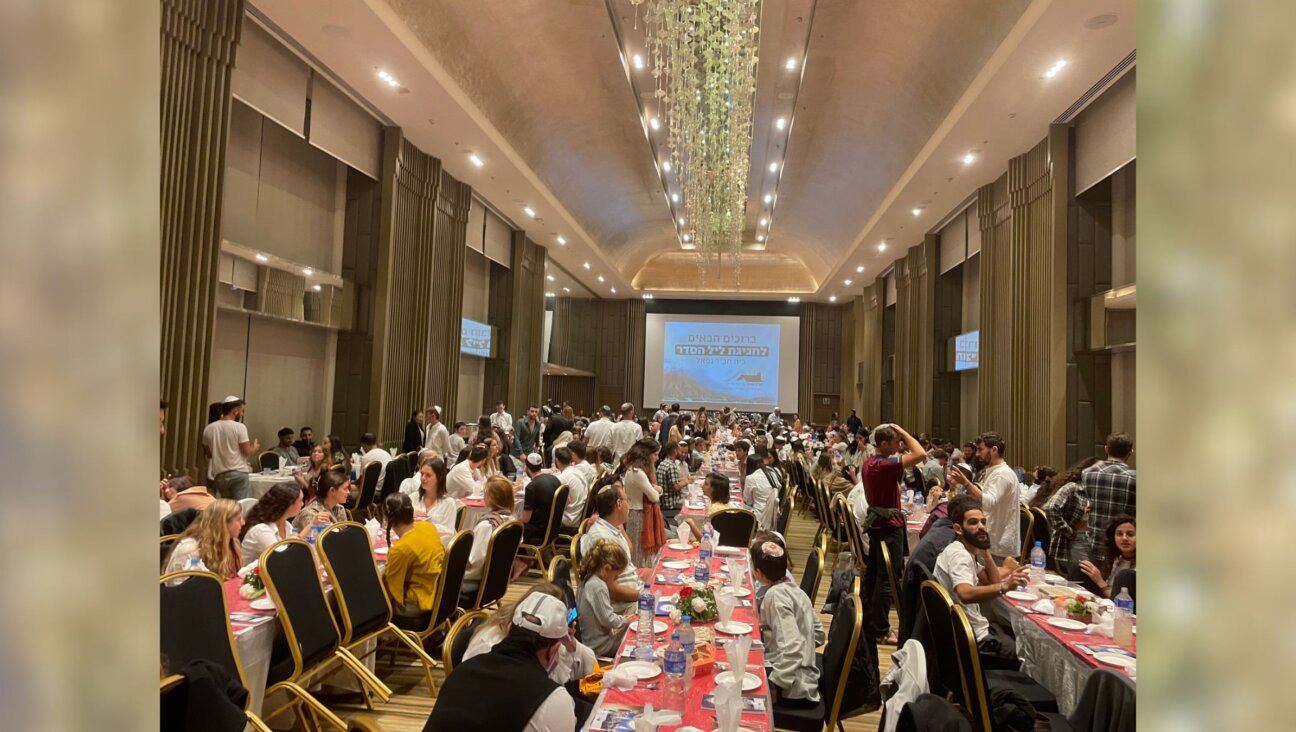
[{"x1": 544, "y1": 644, "x2": 561, "y2": 674}]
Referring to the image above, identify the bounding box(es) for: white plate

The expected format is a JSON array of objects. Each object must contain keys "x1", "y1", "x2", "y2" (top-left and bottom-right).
[
  {"x1": 1132, "y1": 626, "x2": 1137, "y2": 635},
  {"x1": 715, "y1": 620, "x2": 753, "y2": 635},
  {"x1": 1046, "y1": 617, "x2": 1088, "y2": 631},
  {"x1": 1044, "y1": 573, "x2": 1066, "y2": 585},
  {"x1": 373, "y1": 546, "x2": 389, "y2": 556},
  {"x1": 662, "y1": 560, "x2": 691, "y2": 570},
  {"x1": 714, "y1": 545, "x2": 746, "y2": 555},
  {"x1": 618, "y1": 661, "x2": 662, "y2": 680},
  {"x1": 1093, "y1": 652, "x2": 1136, "y2": 670},
  {"x1": 249, "y1": 597, "x2": 276, "y2": 611},
  {"x1": 667, "y1": 542, "x2": 692, "y2": 551},
  {"x1": 1005, "y1": 591, "x2": 1038, "y2": 602},
  {"x1": 629, "y1": 620, "x2": 669, "y2": 635},
  {"x1": 717, "y1": 586, "x2": 752, "y2": 598},
  {"x1": 715, "y1": 671, "x2": 762, "y2": 692}
]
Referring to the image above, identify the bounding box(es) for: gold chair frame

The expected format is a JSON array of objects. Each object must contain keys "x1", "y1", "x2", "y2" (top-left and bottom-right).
[
  {"x1": 440, "y1": 610, "x2": 490, "y2": 675},
  {"x1": 517, "y1": 484, "x2": 569, "y2": 577}
]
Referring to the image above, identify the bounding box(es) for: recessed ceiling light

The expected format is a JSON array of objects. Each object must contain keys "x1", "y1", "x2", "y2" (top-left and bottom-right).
[
  {"x1": 682, "y1": 233, "x2": 691, "y2": 242},
  {"x1": 312, "y1": 284, "x2": 321, "y2": 292},
  {"x1": 546, "y1": 291, "x2": 556, "y2": 297},
  {"x1": 546, "y1": 274, "x2": 555, "y2": 281},
  {"x1": 556, "y1": 235, "x2": 567, "y2": 245},
  {"x1": 632, "y1": 53, "x2": 645, "y2": 69},
  {"x1": 911, "y1": 208, "x2": 921, "y2": 216},
  {"x1": 787, "y1": 296, "x2": 800, "y2": 303},
  {"x1": 759, "y1": 218, "x2": 768, "y2": 227},
  {"x1": 962, "y1": 153, "x2": 975, "y2": 165},
  {"x1": 1043, "y1": 59, "x2": 1067, "y2": 78},
  {"x1": 611, "y1": 287, "x2": 617, "y2": 294},
  {"x1": 642, "y1": 293, "x2": 654, "y2": 300},
  {"x1": 469, "y1": 153, "x2": 484, "y2": 168},
  {"x1": 649, "y1": 117, "x2": 660, "y2": 130},
  {"x1": 583, "y1": 261, "x2": 591, "y2": 270},
  {"x1": 678, "y1": 217, "x2": 686, "y2": 226},
  {"x1": 756, "y1": 234, "x2": 765, "y2": 242},
  {"x1": 878, "y1": 242, "x2": 887, "y2": 251},
  {"x1": 775, "y1": 117, "x2": 786, "y2": 130},
  {"x1": 671, "y1": 193, "x2": 680, "y2": 203},
  {"x1": 302, "y1": 267, "x2": 313, "y2": 276},
  {"x1": 523, "y1": 206, "x2": 536, "y2": 218},
  {"x1": 785, "y1": 57, "x2": 798, "y2": 70},
  {"x1": 376, "y1": 69, "x2": 400, "y2": 88},
  {"x1": 764, "y1": 194, "x2": 773, "y2": 204},
  {"x1": 829, "y1": 295, "x2": 837, "y2": 303},
  {"x1": 254, "y1": 254, "x2": 268, "y2": 262},
  {"x1": 562, "y1": 287, "x2": 571, "y2": 293},
  {"x1": 844, "y1": 279, "x2": 853, "y2": 286},
  {"x1": 768, "y1": 162, "x2": 779, "y2": 173},
  {"x1": 597, "y1": 275, "x2": 605, "y2": 282},
  {"x1": 662, "y1": 160, "x2": 672, "y2": 172},
  {"x1": 856, "y1": 265, "x2": 865, "y2": 273}
]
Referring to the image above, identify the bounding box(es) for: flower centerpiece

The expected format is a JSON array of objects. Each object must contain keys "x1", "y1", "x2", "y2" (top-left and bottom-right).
[
  {"x1": 667, "y1": 578, "x2": 720, "y2": 624},
  {"x1": 238, "y1": 561, "x2": 265, "y2": 600},
  {"x1": 1064, "y1": 595, "x2": 1098, "y2": 624}
]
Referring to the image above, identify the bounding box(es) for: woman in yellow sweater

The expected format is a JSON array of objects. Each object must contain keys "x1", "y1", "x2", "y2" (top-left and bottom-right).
[{"x1": 382, "y1": 492, "x2": 446, "y2": 626}]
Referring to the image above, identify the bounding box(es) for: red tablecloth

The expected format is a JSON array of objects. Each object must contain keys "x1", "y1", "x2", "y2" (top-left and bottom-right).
[
  {"x1": 1004, "y1": 593, "x2": 1137, "y2": 671},
  {"x1": 591, "y1": 542, "x2": 773, "y2": 731}
]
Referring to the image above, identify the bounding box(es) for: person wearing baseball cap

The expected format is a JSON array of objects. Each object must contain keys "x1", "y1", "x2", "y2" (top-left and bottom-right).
[{"x1": 423, "y1": 592, "x2": 575, "y2": 731}]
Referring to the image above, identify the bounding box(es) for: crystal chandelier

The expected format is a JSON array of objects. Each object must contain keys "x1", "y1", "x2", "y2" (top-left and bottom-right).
[{"x1": 632, "y1": 0, "x2": 762, "y2": 282}]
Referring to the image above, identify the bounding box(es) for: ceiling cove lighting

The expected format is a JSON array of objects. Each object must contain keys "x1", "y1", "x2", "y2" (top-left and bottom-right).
[
  {"x1": 962, "y1": 152, "x2": 975, "y2": 165},
  {"x1": 642, "y1": 293, "x2": 654, "y2": 300},
  {"x1": 523, "y1": 206, "x2": 537, "y2": 218},
  {"x1": 556, "y1": 235, "x2": 567, "y2": 245},
  {"x1": 469, "y1": 153, "x2": 484, "y2": 168},
  {"x1": 376, "y1": 69, "x2": 400, "y2": 88},
  {"x1": 787, "y1": 296, "x2": 800, "y2": 303},
  {"x1": 312, "y1": 284, "x2": 322, "y2": 292},
  {"x1": 775, "y1": 117, "x2": 786, "y2": 130},
  {"x1": 254, "y1": 254, "x2": 268, "y2": 262},
  {"x1": 1043, "y1": 59, "x2": 1068, "y2": 78}
]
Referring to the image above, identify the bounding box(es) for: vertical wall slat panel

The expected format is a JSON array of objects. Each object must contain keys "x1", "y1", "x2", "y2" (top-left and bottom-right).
[{"x1": 854, "y1": 281, "x2": 884, "y2": 425}]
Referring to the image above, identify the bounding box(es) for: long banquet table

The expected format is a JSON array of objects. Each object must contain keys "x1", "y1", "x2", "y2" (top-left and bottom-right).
[{"x1": 583, "y1": 540, "x2": 774, "y2": 731}]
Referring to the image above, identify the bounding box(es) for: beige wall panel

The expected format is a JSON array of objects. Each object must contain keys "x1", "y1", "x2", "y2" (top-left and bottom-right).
[
  {"x1": 1075, "y1": 68, "x2": 1135, "y2": 195},
  {"x1": 230, "y1": 18, "x2": 308, "y2": 136}
]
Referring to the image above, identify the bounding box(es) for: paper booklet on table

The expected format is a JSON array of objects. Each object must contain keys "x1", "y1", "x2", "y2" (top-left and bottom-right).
[
  {"x1": 1076, "y1": 643, "x2": 1135, "y2": 658},
  {"x1": 702, "y1": 693, "x2": 767, "y2": 712}
]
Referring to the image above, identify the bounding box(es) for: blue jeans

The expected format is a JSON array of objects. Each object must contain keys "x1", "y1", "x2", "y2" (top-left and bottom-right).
[{"x1": 211, "y1": 470, "x2": 251, "y2": 501}]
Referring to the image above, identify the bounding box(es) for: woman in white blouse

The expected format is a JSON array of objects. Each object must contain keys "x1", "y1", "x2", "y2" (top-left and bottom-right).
[
  {"x1": 619, "y1": 441, "x2": 660, "y2": 566},
  {"x1": 238, "y1": 483, "x2": 303, "y2": 567},
  {"x1": 412, "y1": 456, "x2": 460, "y2": 533},
  {"x1": 461, "y1": 476, "x2": 517, "y2": 599},
  {"x1": 163, "y1": 499, "x2": 244, "y2": 578}
]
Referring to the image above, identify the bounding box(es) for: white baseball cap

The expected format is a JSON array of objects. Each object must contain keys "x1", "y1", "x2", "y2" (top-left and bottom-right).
[{"x1": 512, "y1": 593, "x2": 569, "y2": 639}]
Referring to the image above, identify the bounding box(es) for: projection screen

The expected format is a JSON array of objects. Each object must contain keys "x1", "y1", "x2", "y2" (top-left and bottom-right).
[{"x1": 643, "y1": 313, "x2": 799, "y2": 411}]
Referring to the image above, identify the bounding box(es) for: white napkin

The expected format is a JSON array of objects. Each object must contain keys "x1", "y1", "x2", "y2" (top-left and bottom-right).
[
  {"x1": 1030, "y1": 599, "x2": 1055, "y2": 615},
  {"x1": 364, "y1": 518, "x2": 382, "y2": 541},
  {"x1": 1086, "y1": 600, "x2": 1116, "y2": 638},
  {"x1": 713, "y1": 677, "x2": 743, "y2": 732},
  {"x1": 601, "y1": 666, "x2": 638, "y2": 690},
  {"x1": 633, "y1": 702, "x2": 682, "y2": 732},
  {"x1": 725, "y1": 636, "x2": 752, "y2": 685},
  {"x1": 727, "y1": 558, "x2": 741, "y2": 589},
  {"x1": 716, "y1": 590, "x2": 736, "y2": 625},
  {"x1": 676, "y1": 522, "x2": 691, "y2": 545}
]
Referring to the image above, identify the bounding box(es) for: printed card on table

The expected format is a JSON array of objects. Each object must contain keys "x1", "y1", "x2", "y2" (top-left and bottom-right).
[
  {"x1": 1076, "y1": 643, "x2": 1136, "y2": 658},
  {"x1": 701, "y1": 694, "x2": 768, "y2": 712},
  {"x1": 589, "y1": 706, "x2": 639, "y2": 732}
]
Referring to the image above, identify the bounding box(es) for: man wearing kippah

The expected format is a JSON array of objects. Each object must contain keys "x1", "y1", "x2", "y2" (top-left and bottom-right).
[{"x1": 519, "y1": 452, "x2": 560, "y2": 545}]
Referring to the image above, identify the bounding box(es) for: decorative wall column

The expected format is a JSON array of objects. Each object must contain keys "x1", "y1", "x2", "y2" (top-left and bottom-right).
[
  {"x1": 893, "y1": 235, "x2": 938, "y2": 431},
  {"x1": 853, "y1": 280, "x2": 885, "y2": 426},
  {"x1": 507, "y1": 232, "x2": 547, "y2": 410},
  {"x1": 160, "y1": 0, "x2": 244, "y2": 478}
]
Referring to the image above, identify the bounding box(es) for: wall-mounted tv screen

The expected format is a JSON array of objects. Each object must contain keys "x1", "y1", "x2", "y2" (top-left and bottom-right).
[
  {"x1": 460, "y1": 317, "x2": 493, "y2": 357},
  {"x1": 953, "y1": 330, "x2": 979, "y2": 371}
]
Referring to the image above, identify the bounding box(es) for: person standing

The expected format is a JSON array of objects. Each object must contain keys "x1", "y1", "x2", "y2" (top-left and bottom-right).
[
  {"x1": 1077, "y1": 433, "x2": 1136, "y2": 567},
  {"x1": 845, "y1": 409, "x2": 862, "y2": 436},
  {"x1": 514, "y1": 405, "x2": 543, "y2": 457},
  {"x1": 490, "y1": 401, "x2": 514, "y2": 435},
  {"x1": 583, "y1": 405, "x2": 615, "y2": 453},
  {"x1": 945, "y1": 432, "x2": 1019, "y2": 562},
  {"x1": 654, "y1": 440, "x2": 689, "y2": 525},
  {"x1": 423, "y1": 405, "x2": 452, "y2": 458},
  {"x1": 609, "y1": 403, "x2": 642, "y2": 464},
  {"x1": 765, "y1": 407, "x2": 785, "y2": 429},
  {"x1": 860, "y1": 423, "x2": 927, "y2": 644},
  {"x1": 202, "y1": 396, "x2": 257, "y2": 500},
  {"x1": 403, "y1": 410, "x2": 427, "y2": 454}
]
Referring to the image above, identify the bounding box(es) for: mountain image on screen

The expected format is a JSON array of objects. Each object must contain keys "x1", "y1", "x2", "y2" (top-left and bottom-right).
[{"x1": 663, "y1": 371, "x2": 768, "y2": 405}]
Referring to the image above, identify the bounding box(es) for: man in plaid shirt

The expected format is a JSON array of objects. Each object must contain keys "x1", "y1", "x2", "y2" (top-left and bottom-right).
[
  {"x1": 655, "y1": 440, "x2": 690, "y2": 523},
  {"x1": 1078, "y1": 433, "x2": 1136, "y2": 566}
]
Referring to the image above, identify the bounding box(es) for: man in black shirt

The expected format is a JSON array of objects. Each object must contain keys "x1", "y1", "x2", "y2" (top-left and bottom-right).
[{"x1": 519, "y1": 452, "x2": 560, "y2": 544}]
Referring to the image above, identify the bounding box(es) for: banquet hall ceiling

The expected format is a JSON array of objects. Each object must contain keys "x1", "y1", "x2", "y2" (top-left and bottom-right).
[{"x1": 252, "y1": 0, "x2": 1135, "y2": 298}]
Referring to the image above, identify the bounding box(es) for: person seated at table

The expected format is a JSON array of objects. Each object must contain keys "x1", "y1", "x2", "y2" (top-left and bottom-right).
[
  {"x1": 322, "y1": 433, "x2": 347, "y2": 470},
  {"x1": 460, "y1": 476, "x2": 518, "y2": 601},
  {"x1": 296, "y1": 443, "x2": 330, "y2": 499},
  {"x1": 751, "y1": 539, "x2": 825, "y2": 712},
  {"x1": 382, "y1": 493, "x2": 446, "y2": 628},
  {"x1": 163, "y1": 499, "x2": 244, "y2": 578},
  {"x1": 467, "y1": 582, "x2": 597, "y2": 685},
  {"x1": 679, "y1": 472, "x2": 739, "y2": 541},
  {"x1": 742, "y1": 454, "x2": 780, "y2": 532},
  {"x1": 358, "y1": 432, "x2": 394, "y2": 493},
  {"x1": 167, "y1": 475, "x2": 213, "y2": 513},
  {"x1": 1078, "y1": 514, "x2": 1136, "y2": 598},
  {"x1": 934, "y1": 495, "x2": 1031, "y2": 670},
  {"x1": 292, "y1": 425, "x2": 314, "y2": 459},
  {"x1": 423, "y1": 593, "x2": 576, "y2": 732},
  {"x1": 813, "y1": 449, "x2": 854, "y2": 495},
  {"x1": 238, "y1": 483, "x2": 303, "y2": 566},
  {"x1": 909, "y1": 493, "x2": 957, "y2": 574},
  {"x1": 292, "y1": 468, "x2": 350, "y2": 533},
  {"x1": 271, "y1": 427, "x2": 299, "y2": 467},
  {"x1": 749, "y1": 530, "x2": 794, "y2": 609},
  {"x1": 575, "y1": 539, "x2": 632, "y2": 657},
  {"x1": 407, "y1": 456, "x2": 458, "y2": 532},
  {"x1": 579, "y1": 478, "x2": 643, "y2": 611},
  {"x1": 447, "y1": 443, "x2": 487, "y2": 499},
  {"x1": 519, "y1": 452, "x2": 561, "y2": 544}
]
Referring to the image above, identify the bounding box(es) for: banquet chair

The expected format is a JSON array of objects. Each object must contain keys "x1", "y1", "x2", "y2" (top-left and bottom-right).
[
  {"x1": 879, "y1": 539, "x2": 902, "y2": 623},
  {"x1": 772, "y1": 590, "x2": 862, "y2": 732},
  {"x1": 775, "y1": 493, "x2": 794, "y2": 537},
  {"x1": 1018, "y1": 504, "x2": 1035, "y2": 564},
  {"x1": 384, "y1": 528, "x2": 473, "y2": 685},
  {"x1": 464, "y1": 520, "x2": 525, "y2": 611},
  {"x1": 441, "y1": 610, "x2": 489, "y2": 675},
  {"x1": 238, "y1": 497, "x2": 259, "y2": 518},
  {"x1": 1109, "y1": 568, "x2": 1136, "y2": 603},
  {"x1": 453, "y1": 503, "x2": 468, "y2": 531},
  {"x1": 799, "y1": 545, "x2": 824, "y2": 603},
  {"x1": 381, "y1": 455, "x2": 411, "y2": 502},
  {"x1": 517, "y1": 484, "x2": 569, "y2": 577},
  {"x1": 570, "y1": 523, "x2": 588, "y2": 566},
  {"x1": 1028, "y1": 507, "x2": 1054, "y2": 571},
  {"x1": 1058, "y1": 668, "x2": 1136, "y2": 732},
  {"x1": 347, "y1": 462, "x2": 382, "y2": 519},
  {"x1": 259, "y1": 451, "x2": 280, "y2": 472},
  {"x1": 258, "y1": 538, "x2": 385, "y2": 729},
  {"x1": 318, "y1": 522, "x2": 436, "y2": 700},
  {"x1": 709, "y1": 507, "x2": 757, "y2": 548},
  {"x1": 160, "y1": 507, "x2": 199, "y2": 537},
  {"x1": 158, "y1": 570, "x2": 274, "y2": 732},
  {"x1": 830, "y1": 495, "x2": 866, "y2": 572},
  {"x1": 894, "y1": 693, "x2": 972, "y2": 732},
  {"x1": 919, "y1": 580, "x2": 967, "y2": 700},
  {"x1": 159, "y1": 534, "x2": 180, "y2": 572},
  {"x1": 948, "y1": 603, "x2": 1060, "y2": 729}
]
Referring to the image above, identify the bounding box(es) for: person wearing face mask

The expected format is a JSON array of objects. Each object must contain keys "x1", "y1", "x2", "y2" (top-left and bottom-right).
[
  {"x1": 423, "y1": 592, "x2": 577, "y2": 732},
  {"x1": 934, "y1": 495, "x2": 1030, "y2": 670}
]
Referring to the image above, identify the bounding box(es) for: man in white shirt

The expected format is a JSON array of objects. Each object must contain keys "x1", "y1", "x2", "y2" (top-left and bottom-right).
[
  {"x1": 934, "y1": 495, "x2": 1030, "y2": 668},
  {"x1": 609, "y1": 403, "x2": 643, "y2": 464},
  {"x1": 554, "y1": 446, "x2": 589, "y2": 529},
  {"x1": 446, "y1": 443, "x2": 488, "y2": 499},
  {"x1": 489, "y1": 401, "x2": 513, "y2": 434},
  {"x1": 423, "y1": 405, "x2": 452, "y2": 458},
  {"x1": 447, "y1": 422, "x2": 468, "y2": 463},
  {"x1": 583, "y1": 405, "x2": 615, "y2": 453},
  {"x1": 742, "y1": 454, "x2": 779, "y2": 531},
  {"x1": 358, "y1": 432, "x2": 394, "y2": 495},
  {"x1": 201, "y1": 396, "x2": 257, "y2": 500},
  {"x1": 945, "y1": 432, "x2": 1020, "y2": 561},
  {"x1": 765, "y1": 407, "x2": 784, "y2": 429},
  {"x1": 580, "y1": 482, "x2": 643, "y2": 605},
  {"x1": 568, "y1": 440, "x2": 597, "y2": 487}
]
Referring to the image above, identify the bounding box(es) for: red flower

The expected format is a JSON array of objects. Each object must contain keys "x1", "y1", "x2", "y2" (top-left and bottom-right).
[{"x1": 680, "y1": 586, "x2": 694, "y2": 599}]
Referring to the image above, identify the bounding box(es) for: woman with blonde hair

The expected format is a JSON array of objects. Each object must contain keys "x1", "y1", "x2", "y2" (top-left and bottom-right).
[
  {"x1": 464, "y1": 582, "x2": 596, "y2": 683},
  {"x1": 460, "y1": 476, "x2": 517, "y2": 598},
  {"x1": 576, "y1": 539, "x2": 631, "y2": 656},
  {"x1": 164, "y1": 499, "x2": 245, "y2": 578},
  {"x1": 813, "y1": 449, "x2": 853, "y2": 495}
]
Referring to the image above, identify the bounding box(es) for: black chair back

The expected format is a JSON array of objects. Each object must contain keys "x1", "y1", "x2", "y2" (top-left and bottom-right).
[
  {"x1": 1109, "y1": 568, "x2": 1136, "y2": 604},
  {"x1": 318, "y1": 522, "x2": 391, "y2": 644},
  {"x1": 1029, "y1": 507, "x2": 1051, "y2": 565},
  {"x1": 442, "y1": 610, "x2": 489, "y2": 674},
  {"x1": 160, "y1": 507, "x2": 198, "y2": 537},
  {"x1": 159, "y1": 571, "x2": 246, "y2": 690},
  {"x1": 879, "y1": 539, "x2": 902, "y2": 620},
  {"x1": 259, "y1": 452, "x2": 280, "y2": 471},
  {"x1": 898, "y1": 560, "x2": 934, "y2": 646},
  {"x1": 775, "y1": 493, "x2": 793, "y2": 536},
  {"x1": 819, "y1": 591, "x2": 865, "y2": 729},
  {"x1": 473, "y1": 520, "x2": 525, "y2": 609},
  {"x1": 385, "y1": 454, "x2": 413, "y2": 499},
  {"x1": 548, "y1": 557, "x2": 577, "y2": 611},
  {"x1": 710, "y1": 507, "x2": 757, "y2": 547},
  {"x1": 949, "y1": 604, "x2": 994, "y2": 732},
  {"x1": 421, "y1": 529, "x2": 474, "y2": 637},
  {"x1": 533, "y1": 484, "x2": 570, "y2": 548},
  {"x1": 1069, "y1": 668, "x2": 1136, "y2": 732},
  {"x1": 895, "y1": 693, "x2": 972, "y2": 732},
  {"x1": 919, "y1": 579, "x2": 963, "y2": 700},
  {"x1": 454, "y1": 503, "x2": 468, "y2": 531},
  {"x1": 350, "y1": 461, "x2": 382, "y2": 514},
  {"x1": 259, "y1": 538, "x2": 341, "y2": 683},
  {"x1": 1018, "y1": 505, "x2": 1034, "y2": 563},
  {"x1": 799, "y1": 545, "x2": 823, "y2": 602}
]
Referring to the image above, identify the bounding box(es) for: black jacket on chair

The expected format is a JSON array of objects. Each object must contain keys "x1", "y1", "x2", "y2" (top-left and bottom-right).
[{"x1": 159, "y1": 658, "x2": 248, "y2": 732}]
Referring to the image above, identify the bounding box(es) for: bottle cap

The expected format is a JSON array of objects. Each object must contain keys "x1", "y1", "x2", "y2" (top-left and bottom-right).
[{"x1": 682, "y1": 615, "x2": 691, "y2": 623}]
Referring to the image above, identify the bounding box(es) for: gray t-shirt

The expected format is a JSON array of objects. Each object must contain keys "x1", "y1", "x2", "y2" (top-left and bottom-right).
[
  {"x1": 577, "y1": 574, "x2": 628, "y2": 657},
  {"x1": 203, "y1": 419, "x2": 250, "y2": 477}
]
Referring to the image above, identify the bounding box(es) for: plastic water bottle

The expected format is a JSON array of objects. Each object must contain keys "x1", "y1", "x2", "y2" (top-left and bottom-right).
[
  {"x1": 693, "y1": 557, "x2": 710, "y2": 584},
  {"x1": 1029, "y1": 541, "x2": 1046, "y2": 588},
  {"x1": 662, "y1": 632, "x2": 688, "y2": 712},
  {"x1": 699, "y1": 527, "x2": 713, "y2": 563},
  {"x1": 677, "y1": 615, "x2": 695, "y2": 682},
  {"x1": 636, "y1": 585, "x2": 656, "y2": 660},
  {"x1": 187, "y1": 556, "x2": 201, "y2": 571},
  {"x1": 1113, "y1": 588, "x2": 1134, "y2": 645}
]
